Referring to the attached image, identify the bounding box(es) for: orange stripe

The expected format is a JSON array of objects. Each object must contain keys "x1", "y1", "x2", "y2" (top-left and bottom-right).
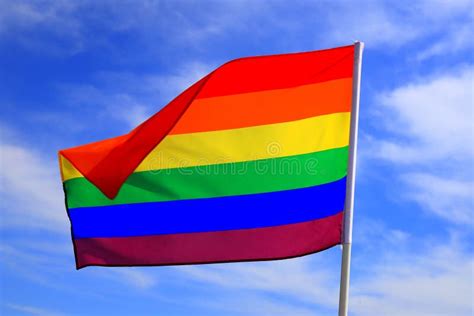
[{"x1": 171, "y1": 78, "x2": 352, "y2": 135}]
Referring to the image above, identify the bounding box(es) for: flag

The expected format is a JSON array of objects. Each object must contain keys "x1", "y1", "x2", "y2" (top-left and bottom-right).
[{"x1": 59, "y1": 44, "x2": 355, "y2": 269}]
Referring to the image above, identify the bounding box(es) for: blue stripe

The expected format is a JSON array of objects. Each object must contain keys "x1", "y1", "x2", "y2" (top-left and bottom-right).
[{"x1": 70, "y1": 177, "x2": 346, "y2": 238}]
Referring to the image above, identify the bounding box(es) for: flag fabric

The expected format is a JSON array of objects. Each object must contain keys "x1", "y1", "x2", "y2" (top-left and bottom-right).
[{"x1": 59, "y1": 44, "x2": 355, "y2": 269}]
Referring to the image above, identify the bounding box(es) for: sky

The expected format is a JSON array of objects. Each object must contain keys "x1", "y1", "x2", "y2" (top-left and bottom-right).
[{"x1": 0, "y1": 0, "x2": 473, "y2": 315}]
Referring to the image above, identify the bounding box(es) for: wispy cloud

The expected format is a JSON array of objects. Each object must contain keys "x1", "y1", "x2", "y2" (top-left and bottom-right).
[
  {"x1": 0, "y1": 0, "x2": 84, "y2": 54},
  {"x1": 373, "y1": 66, "x2": 473, "y2": 163},
  {"x1": 324, "y1": 2, "x2": 423, "y2": 48},
  {"x1": 97, "y1": 268, "x2": 157, "y2": 290},
  {"x1": 187, "y1": 292, "x2": 318, "y2": 316},
  {"x1": 2, "y1": 0, "x2": 472, "y2": 59},
  {"x1": 176, "y1": 255, "x2": 340, "y2": 309},
  {"x1": 0, "y1": 0, "x2": 267, "y2": 56},
  {"x1": 0, "y1": 127, "x2": 68, "y2": 232},
  {"x1": 416, "y1": 23, "x2": 474, "y2": 61},
  {"x1": 351, "y1": 238, "x2": 474, "y2": 316},
  {"x1": 1, "y1": 2, "x2": 473, "y2": 315},
  {"x1": 59, "y1": 61, "x2": 213, "y2": 129},
  {"x1": 366, "y1": 66, "x2": 474, "y2": 224},
  {"x1": 0, "y1": 144, "x2": 157, "y2": 292},
  {"x1": 173, "y1": 227, "x2": 474, "y2": 315},
  {"x1": 323, "y1": 0, "x2": 473, "y2": 54},
  {"x1": 5, "y1": 303, "x2": 64, "y2": 316},
  {"x1": 402, "y1": 173, "x2": 473, "y2": 224}
]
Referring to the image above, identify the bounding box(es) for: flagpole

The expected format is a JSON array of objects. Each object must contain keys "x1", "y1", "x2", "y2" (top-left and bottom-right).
[{"x1": 338, "y1": 41, "x2": 364, "y2": 316}]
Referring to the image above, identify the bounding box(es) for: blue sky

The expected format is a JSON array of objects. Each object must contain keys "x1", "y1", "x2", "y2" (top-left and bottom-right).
[{"x1": 0, "y1": 1, "x2": 473, "y2": 315}]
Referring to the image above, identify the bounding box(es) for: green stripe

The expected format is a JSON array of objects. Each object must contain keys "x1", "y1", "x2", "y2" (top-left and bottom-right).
[{"x1": 65, "y1": 146, "x2": 348, "y2": 208}]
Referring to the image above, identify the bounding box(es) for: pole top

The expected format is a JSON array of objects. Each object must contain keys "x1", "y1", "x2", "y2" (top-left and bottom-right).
[{"x1": 354, "y1": 41, "x2": 365, "y2": 49}]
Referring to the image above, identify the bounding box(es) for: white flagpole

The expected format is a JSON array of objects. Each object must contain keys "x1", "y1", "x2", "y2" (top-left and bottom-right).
[{"x1": 338, "y1": 41, "x2": 364, "y2": 316}]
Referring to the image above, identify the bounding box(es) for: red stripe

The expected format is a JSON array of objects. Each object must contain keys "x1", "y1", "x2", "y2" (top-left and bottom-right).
[
  {"x1": 197, "y1": 45, "x2": 354, "y2": 98},
  {"x1": 74, "y1": 212, "x2": 342, "y2": 269}
]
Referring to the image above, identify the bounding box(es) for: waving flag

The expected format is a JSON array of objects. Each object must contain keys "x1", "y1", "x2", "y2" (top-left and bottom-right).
[{"x1": 59, "y1": 44, "x2": 356, "y2": 269}]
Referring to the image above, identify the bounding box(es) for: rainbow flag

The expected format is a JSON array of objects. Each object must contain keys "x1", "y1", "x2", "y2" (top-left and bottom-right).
[{"x1": 59, "y1": 44, "x2": 356, "y2": 269}]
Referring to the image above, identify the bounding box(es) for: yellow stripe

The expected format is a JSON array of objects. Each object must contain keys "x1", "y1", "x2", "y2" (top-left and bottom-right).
[
  {"x1": 60, "y1": 155, "x2": 84, "y2": 181},
  {"x1": 61, "y1": 112, "x2": 350, "y2": 181}
]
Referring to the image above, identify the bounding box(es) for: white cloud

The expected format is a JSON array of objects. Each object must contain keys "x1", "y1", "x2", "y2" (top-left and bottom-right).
[
  {"x1": 351, "y1": 240, "x2": 474, "y2": 316},
  {"x1": 171, "y1": 232, "x2": 474, "y2": 315},
  {"x1": 98, "y1": 268, "x2": 157, "y2": 290},
  {"x1": 0, "y1": 0, "x2": 268, "y2": 55},
  {"x1": 416, "y1": 23, "x2": 474, "y2": 61},
  {"x1": 1, "y1": 3, "x2": 473, "y2": 315},
  {"x1": 353, "y1": 218, "x2": 411, "y2": 250},
  {"x1": 402, "y1": 173, "x2": 473, "y2": 224},
  {"x1": 0, "y1": 0, "x2": 84, "y2": 54},
  {"x1": 0, "y1": 0, "x2": 76, "y2": 34},
  {"x1": 0, "y1": 138, "x2": 157, "y2": 289},
  {"x1": 0, "y1": 242, "x2": 158, "y2": 295},
  {"x1": 368, "y1": 66, "x2": 474, "y2": 224},
  {"x1": 416, "y1": 0, "x2": 474, "y2": 19},
  {"x1": 169, "y1": 218, "x2": 474, "y2": 316},
  {"x1": 189, "y1": 293, "x2": 318, "y2": 316},
  {"x1": 60, "y1": 61, "x2": 212, "y2": 129},
  {"x1": 322, "y1": 0, "x2": 473, "y2": 58},
  {"x1": 5, "y1": 303, "x2": 64, "y2": 316},
  {"x1": 374, "y1": 66, "x2": 473, "y2": 163},
  {"x1": 324, "y1": 3, "x2": 422, "y2": 48},
  {"x1": 2, "y1": 0, "x2": 472, "y2": 59},
  {"x1": 367, "y1": 66, "x2": 474, "y2": 224},
  {"x1": 104, "y1": 61, "x2": 213, "y2": 104},
  {"x1": 176, "y1": 255, "x2": 340, "y2": 309},
  {"x1": 329, "y1": 0, "x2": 472, "y2": 49},
  {"x1": 0, "y1": 136, "x2": 68, "y2": 232},
  {"x1": 0, "y1": 128, "x2": 471, "y2": 314},
  {"x1": 103, "y1": 94, "x2": 151, "y2": 128}
]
